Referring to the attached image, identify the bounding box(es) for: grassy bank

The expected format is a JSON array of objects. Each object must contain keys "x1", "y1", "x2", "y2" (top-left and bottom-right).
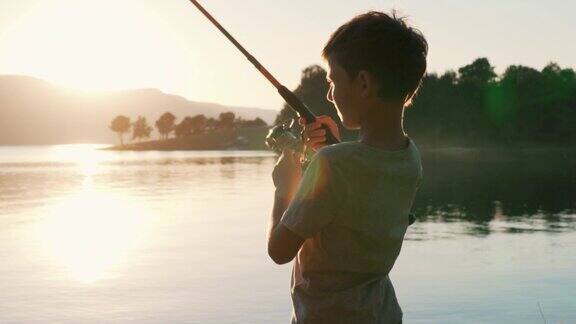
[{"x1": 106, "y1": 126, "x2": 270, "y2": 151}]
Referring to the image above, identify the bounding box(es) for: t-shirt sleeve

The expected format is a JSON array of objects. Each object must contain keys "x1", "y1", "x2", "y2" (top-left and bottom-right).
[{"x1": 280, "y1": 152, "x2": 336, "y2": 239}]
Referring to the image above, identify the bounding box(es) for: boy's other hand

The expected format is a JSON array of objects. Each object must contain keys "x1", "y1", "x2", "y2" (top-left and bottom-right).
[
  {"x1": 299, "y1": 115, "x2": 341, "y2": 152},
  {"x1": 272, "y1": 148, "x2": 303, "y2": 200}
]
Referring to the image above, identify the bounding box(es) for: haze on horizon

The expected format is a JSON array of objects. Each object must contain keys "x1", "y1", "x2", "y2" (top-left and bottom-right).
[{"x1": 1, "y1": 0, "x2": 574, "y2": 110}]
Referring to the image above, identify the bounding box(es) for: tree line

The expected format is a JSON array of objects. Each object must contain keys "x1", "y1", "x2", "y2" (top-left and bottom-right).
[
  {"x1": 276, "y1": 58, "x2": 576, "y2": 146},
  {"x1": 110, "y1": 58, "x2": 575, "y2": 147},
  {"x1": 109, "y1": 111, "x2": 267, "y2": 145}
]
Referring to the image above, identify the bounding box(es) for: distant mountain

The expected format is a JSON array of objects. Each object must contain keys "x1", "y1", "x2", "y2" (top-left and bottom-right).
[{"x1": 0, "y1": 75, "x2": 278, "y2": 145}]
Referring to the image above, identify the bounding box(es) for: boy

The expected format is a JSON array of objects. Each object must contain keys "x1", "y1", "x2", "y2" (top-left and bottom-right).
[{"x1": 267, "y1": 11, "x2": 427, "y2": 324}]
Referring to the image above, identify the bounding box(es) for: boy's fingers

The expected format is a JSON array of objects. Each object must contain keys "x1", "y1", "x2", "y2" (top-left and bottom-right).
[
  {"x1": 307, "y1": 136, "x2": 326, "y2": 147},
  {"x1": 304, "y1": 124, "x2": 322, "y2": 136},
  {"x1": 301, "y1": 116, "x2": 340, "y2": 143},
  {"x1": 302, "y1": 116, "x2": 333, "y2": 127},
  {"x1": 304, "y1": 126, "x2": 328, "y2": 141},
  {"x1": 316, "y1": 115, "x2": 332, "y2": 122},
  {"x1": 315, "y1": 115, "x2": 340, "y2": 140},
  {"x1": 316, "y1": 115, "x2": 336, "y2": 127},
  {"x1": 306, "y1": 129, "x2": 326, "y2": 139},
  {"x1": 304, "y1": 121, "x2": 321, "y2": 132}
]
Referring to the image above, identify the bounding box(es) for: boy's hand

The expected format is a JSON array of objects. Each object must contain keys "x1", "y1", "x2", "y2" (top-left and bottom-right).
[
  {"x1": 272, "y1": 148, "x2": 303, "y2": 199},
  {"x1": 299, "y1": 115, "x2": 341, "y2": 152}
]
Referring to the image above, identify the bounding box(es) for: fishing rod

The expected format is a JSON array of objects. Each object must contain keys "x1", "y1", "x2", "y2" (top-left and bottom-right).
[{"x1": 186, "y1": 0, "x2": 340, "y2": 146}]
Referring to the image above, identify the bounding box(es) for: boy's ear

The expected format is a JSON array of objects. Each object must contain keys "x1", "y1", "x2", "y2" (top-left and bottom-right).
[{"x1": 357, "y1": 70, "x2": 376, "y2": 99}]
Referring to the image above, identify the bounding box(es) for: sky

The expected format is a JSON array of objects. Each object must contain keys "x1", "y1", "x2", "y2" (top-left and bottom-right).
[{"x1": 0, "y1": 0, "x2": 574, "y2": 110}]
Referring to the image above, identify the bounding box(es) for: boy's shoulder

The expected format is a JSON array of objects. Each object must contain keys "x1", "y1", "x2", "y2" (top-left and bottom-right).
[
  {"x1": 315, "y1": 139, "x2": 422, "y2": 177},
  {"x1": 315, "y1": 141, "x2": 361, "y2": 160},
  {"x1": 316, "y1": 139, "x2": 420, "y2": 161},
  {"x1": 312, "y1": 142, "x2": 365, "y2": 178}
]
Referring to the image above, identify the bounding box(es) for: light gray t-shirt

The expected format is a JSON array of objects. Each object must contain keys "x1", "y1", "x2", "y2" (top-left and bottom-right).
[{"x1": 280, "y1": 139, "x2": 423, "y2": 324}]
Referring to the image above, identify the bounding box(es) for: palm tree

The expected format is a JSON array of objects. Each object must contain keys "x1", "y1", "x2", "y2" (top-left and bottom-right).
[{"x1": 109, "y1": 115, "x2": 131, "y2": 146}]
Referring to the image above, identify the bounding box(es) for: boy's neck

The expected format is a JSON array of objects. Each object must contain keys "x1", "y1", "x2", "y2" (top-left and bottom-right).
[{"x1": 358, "y1": 101, "x2": 408, "y2": 151}]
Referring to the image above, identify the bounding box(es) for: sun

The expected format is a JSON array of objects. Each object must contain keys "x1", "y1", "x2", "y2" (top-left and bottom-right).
[{"x1": 0, "y1": 0, "x2": 194, "y2": 92}]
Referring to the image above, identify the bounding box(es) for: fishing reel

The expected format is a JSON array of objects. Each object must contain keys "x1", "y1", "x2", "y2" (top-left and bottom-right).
[
  {"x1": 266, "y1": 118, "x2": 312, "y2": 169},
  {"x1": 265, "y1": 118, "x2": 305, "y2": 154}
]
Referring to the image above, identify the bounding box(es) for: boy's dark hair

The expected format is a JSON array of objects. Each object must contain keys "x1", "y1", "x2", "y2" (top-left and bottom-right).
[{"x1": 322, "y1": 11, "x2": 428, "y2": 103}]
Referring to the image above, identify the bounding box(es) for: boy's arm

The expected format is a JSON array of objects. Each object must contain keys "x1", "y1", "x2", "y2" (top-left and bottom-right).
[
  {"x1": 267, "y1": 147, "x2": 335, "y2": 265},
  {"x1": 267, "y1": 190, "x2": 305, "y2": 265}
]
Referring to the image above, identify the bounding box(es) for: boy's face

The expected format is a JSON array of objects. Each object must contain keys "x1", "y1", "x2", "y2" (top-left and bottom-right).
[{"x1": 325, "y1": 56, "x2": 362, "y2": 129}]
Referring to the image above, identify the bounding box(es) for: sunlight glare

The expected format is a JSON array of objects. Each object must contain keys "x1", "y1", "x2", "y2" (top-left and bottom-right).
[
  {"x1": 36, "y1": 144, "x2": 150, "y2": 284},
  {"x1": 52, "y1": 144, "x2": 106, "y2": 176},
  {"x1": 37, "y1": 185, "x2": 149, "y2": 283}
]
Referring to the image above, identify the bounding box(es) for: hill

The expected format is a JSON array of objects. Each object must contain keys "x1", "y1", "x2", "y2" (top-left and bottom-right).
[{"x1": 0, "y1": 75, "x2": 278, "y2": 145}]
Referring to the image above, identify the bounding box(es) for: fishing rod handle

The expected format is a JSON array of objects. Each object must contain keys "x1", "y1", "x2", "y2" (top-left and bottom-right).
[{"x1": 277, "y1": 86, "x2": 340, "y2": 145}]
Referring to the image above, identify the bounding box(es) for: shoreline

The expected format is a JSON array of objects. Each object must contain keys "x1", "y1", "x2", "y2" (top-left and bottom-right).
[{"x1": 104, "y1": 126, "x2": 270, "y2": 151}]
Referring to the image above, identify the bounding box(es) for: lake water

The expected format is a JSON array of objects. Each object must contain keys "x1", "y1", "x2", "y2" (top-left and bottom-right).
[{"x1": 0, "y1": 145, "x2": 574, "y2": 323}]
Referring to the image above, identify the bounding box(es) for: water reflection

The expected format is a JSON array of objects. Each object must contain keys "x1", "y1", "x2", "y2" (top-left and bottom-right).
[
  {"x1": 0, "y1": 146, "x2": 277, "y2": 284},
  {"x1": 1, "y1": 145, "x2": 574, "y2": 246},
  {"x1": 34, "y1": 175, "x2": 149, "y2": 283},
  {"x1": 411, "y1": 148, "x2": 576, "y2": 236}
]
